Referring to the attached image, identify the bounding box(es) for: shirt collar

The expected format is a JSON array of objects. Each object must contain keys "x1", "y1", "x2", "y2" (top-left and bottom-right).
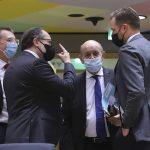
[
  {"x1": 24, "y1": 50, "x2": 39, "y2": 58},
  {"x1": 127, "y1": 32, "x2": 140, "y2": 43},
  {"x1": 86, "y1": 67, "x2": 103, "y2": 79},
  {"x1": 0, "y1": 59, "x2": 7, "y2": 70}
]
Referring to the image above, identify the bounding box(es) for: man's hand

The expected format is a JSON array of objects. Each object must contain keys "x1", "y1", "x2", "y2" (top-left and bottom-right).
[
  {"x1": 107, "y1": 114, "x2": 122, "y2": 127},
  {"x1": 57, "y1": 43, "x2": 71, "y2": 63},
  {"x1": 122, "y1": 128, "x2": 130, "y2": 137}
]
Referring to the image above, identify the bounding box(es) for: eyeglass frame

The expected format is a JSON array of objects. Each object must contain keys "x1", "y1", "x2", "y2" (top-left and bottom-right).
[{"x1": 37, "y1": 38, "x2": 52, "y2": 45}]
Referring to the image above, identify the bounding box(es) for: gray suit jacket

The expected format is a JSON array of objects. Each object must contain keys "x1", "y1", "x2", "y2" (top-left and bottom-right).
[{"x1": 115, "y1": 34, "x2": 150, "y2": 141}]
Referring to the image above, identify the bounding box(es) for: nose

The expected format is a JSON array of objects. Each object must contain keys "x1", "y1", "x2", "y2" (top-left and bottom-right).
[{"x1": 89, "y1": 54, "x2": 95, "y2": 59}]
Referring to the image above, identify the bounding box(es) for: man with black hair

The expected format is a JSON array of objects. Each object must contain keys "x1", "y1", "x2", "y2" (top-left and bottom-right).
[
  {"x1": 110, "y1": 7, "x2": 150, "y2": 150},
  {"x1": 3, "y1": 27, "x2": 76, "y2": 144}
]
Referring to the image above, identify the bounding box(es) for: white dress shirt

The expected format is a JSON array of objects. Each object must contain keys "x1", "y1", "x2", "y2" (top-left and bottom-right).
[
  {"x1": 24, "y1": 49, "x2": 40, "y2": 58},
  {"x1": 85, "y1": 68, "x2": 110, "y2": 137},
  {"x1": 0, "y1": 59, "x2": 8, "y2": 123},
  {"x1": 127, "y1": 32, "x2": 140, "y2": 43}
]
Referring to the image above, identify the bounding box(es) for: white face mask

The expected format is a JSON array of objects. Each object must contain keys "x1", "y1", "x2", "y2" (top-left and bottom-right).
[{"x1": 84, "y1": 57, "x2": 103, "y2": 74}]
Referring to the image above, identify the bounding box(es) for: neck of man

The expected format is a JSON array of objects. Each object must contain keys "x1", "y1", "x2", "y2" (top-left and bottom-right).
[
  {"x1": 0, "y1": 50, "x2": 8, "y2": 63},
  {"x1": 30, "y1": 46, "x2": 43, "y2": 59},
  {"x1": 125, "y1": 29, "x2": 140, "y2": 43}
]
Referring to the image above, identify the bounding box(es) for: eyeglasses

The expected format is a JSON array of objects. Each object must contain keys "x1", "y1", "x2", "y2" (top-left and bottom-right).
[{"x1": 38, "y1": 38, "x2": 51, "y2": 45}]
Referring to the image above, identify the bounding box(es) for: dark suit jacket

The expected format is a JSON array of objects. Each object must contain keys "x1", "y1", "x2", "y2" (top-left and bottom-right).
[
  {"x1": 0, "y1": 143, "x2": 55, "y2": 150},
  {"x1": 60, "y1": 68, "x2": 118, "y2": 150},
  {"x1": 0, "y1": 80, "x2": 3, "y2": 113},
  {"x1": 3, "y1": 51, "x2": 76, "y2": 144},
  {"x1": 115, "y1": 34, "x2": 150, "y2": 141}
]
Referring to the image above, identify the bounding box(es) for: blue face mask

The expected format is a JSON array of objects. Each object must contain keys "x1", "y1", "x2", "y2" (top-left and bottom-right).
[
  {"x1": 84, "y1": 57, "x2": 103, "y2": 74},
  {"x1": 5, "y1": 42, "x2": 18, "y2": 58}
]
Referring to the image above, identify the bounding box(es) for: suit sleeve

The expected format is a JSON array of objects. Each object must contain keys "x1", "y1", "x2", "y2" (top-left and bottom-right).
[
  {"x1": 59, "y1": 95, "x2": 74, "y2": 150},
  {"x1": 33, "y1": 59, "x2": 76, "y2": 97},
  {"x1": 119, "y1": 47, "x2": 145, "y2": 128}
]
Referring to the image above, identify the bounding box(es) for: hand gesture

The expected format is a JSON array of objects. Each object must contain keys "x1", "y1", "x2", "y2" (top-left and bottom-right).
[{"x1": 57, "y1": 43, "x2": 71, "y2": 63}]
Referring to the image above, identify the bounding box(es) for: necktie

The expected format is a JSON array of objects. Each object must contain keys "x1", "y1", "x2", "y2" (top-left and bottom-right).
[
  {"x1": 0, "y1": 80, "x2": 3, "y2": 113},
  {"x1": 93, "y1": 75, "x2": 106, "y2": 138},
  {"x1": 3, "y1": 63, "x2": 9, "y2": 70}
]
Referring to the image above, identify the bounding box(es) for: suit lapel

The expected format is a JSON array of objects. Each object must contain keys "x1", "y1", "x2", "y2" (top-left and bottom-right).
[
  {"x1": 114, "y1": 60, "x2": 118, "y2": 78},
  {"x1": 77, "y1": 72, "x2": 87, "y2": 124},
  {"x1": 76, "y1": 72, "x2": 86, "y2": 123}
]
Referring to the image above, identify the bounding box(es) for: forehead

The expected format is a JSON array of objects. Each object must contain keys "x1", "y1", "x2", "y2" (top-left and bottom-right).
[
  {"x1": 82, "y1": 40, "x2": 102, "y2": 50},
  {"x1": 83, "y1": 45, "x2": 100, "y2": 51},
  {"x1": 41, "y1": 30, "x2": 51, "y2": 39},
  {"x1": 81, "y1": 44, "x2": 102, "y2": 55},
  {"x1": 0, "y1": 30, "x2": 15, "y2": 39}
]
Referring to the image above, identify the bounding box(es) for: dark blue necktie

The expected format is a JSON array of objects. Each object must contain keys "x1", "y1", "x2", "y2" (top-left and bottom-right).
[{"x1": 93, "y1": 75, "x2": 106, "y2": 138}]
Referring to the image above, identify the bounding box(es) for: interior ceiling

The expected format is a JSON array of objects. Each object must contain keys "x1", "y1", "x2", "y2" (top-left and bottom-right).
[{"x1": 0, "y1": 0, "x2": 150, "y2": 33}]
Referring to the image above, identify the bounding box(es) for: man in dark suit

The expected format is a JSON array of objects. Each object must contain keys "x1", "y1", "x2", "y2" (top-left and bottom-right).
[
  {"x1": 60, "y1": 40, "x2": 118, "y2": 150},
  {"x1": 110, "y1": 7, "x2": 150, "y2": 150},
  {"x1": 3, "y1": 27, "x2": 76, "y2": 145},
  {"x1": 0, "y1": 27, "x2": 18, "y2": 143}
]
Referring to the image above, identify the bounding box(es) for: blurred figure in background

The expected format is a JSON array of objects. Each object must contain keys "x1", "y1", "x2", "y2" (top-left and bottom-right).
[
  {"x1": 3, "y1": 27, "x2": 76, "y2": 145},
  {"x1": 0, "y1": 27, "x2": 18, "y2": 143}
]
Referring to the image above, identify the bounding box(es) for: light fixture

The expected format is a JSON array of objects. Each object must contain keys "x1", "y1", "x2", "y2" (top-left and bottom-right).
[
  {"x1": 85, "y1": 17, "x2": 104, "y2": 26},
  {"x1": 139, "y1": 15, "x2": 147, "y2": 20},
  {"x1": 68, "y1": 14, "x2": 84, "y2": 17}
]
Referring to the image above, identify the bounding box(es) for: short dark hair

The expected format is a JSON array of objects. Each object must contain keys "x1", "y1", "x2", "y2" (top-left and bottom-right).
[
  {"x1": 20, "y1": 27, "x2": 44, "y2": 51},
  {"x1": 110, "y1": 7, "x2": 140, "y2": 29},
  {"x1": 0, "y1": 27, "x2": 14, "y2": 39}
]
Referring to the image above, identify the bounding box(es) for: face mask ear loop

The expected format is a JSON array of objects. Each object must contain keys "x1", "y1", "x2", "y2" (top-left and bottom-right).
[
  {"x1": 120, "y1": 25, "x2": 127, "y2": 43},
  {"x1": 122, "y1": 29, "x2": 127, "y2": 43},
  {"x1": 36, "y1": 41, "x2": 45, "y2": 54}
]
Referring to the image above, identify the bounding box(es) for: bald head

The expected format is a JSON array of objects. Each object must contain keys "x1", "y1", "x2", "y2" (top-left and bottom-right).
[
  {"x1": 80, "y1": 40, "x2": 104, "y2": 59},
  {"x1": 81, "y1": 40, "x2": 103, "y2": 52}
]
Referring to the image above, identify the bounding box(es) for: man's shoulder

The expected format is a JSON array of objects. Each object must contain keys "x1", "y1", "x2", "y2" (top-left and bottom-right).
[
  {"x1": 121, "y1": 34, "x2": 148, "y2": 50},
  {"x1": 11, "y1": 52, "x2": 41, "y2": 68}
]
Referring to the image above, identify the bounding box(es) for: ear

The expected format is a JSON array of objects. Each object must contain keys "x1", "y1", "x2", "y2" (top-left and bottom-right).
[
  {"x1": 122, "y1": 24, "x2": 128, "y2": 31},
  {"x1": 79, "y1": 54, "x2": 84, "y2": 64},
  {"x1": 33, "y1": 38, "x2": 40, "y2": 47},
  {"x1": 101, "y1": 50, "x2": 105, "y2": 59}
]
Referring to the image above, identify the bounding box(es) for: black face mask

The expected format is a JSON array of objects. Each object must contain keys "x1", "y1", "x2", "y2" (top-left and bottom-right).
[
  {"x1": 42, "y1": 44, "x2": 55, "y2": 61},
  {"x1": 112, "y1": 33, "x2": 124, "y2": 47},
  {"x1": 38, "y1": 41, "x2": 56, "y2": 61}
]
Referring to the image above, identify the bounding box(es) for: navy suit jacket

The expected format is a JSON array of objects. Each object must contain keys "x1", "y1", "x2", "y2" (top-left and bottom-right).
[
  {"x1": 60, "y1": 68, "x2": 118, "y2": 150},
  {"x1": 3, "y1": 51, "x2": 76, "y2": 144}
]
